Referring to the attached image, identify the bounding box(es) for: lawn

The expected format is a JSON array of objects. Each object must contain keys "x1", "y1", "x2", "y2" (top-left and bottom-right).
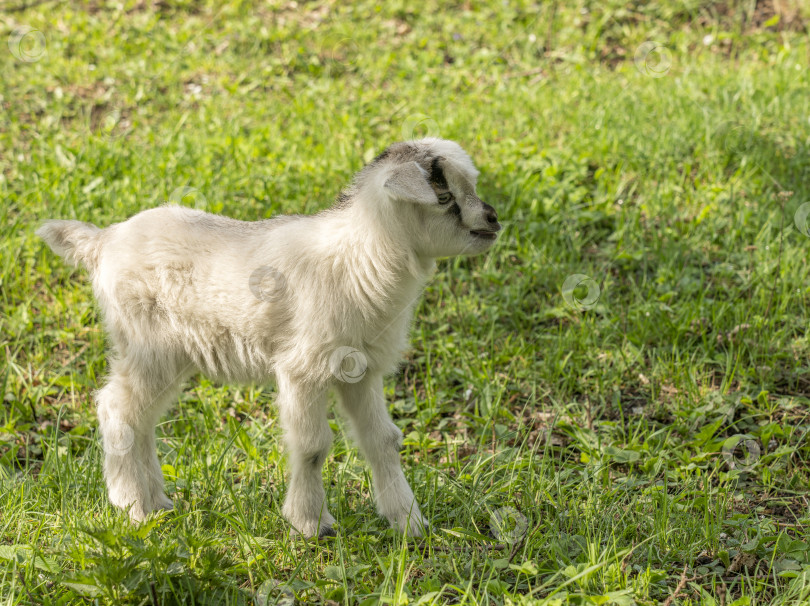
[{"x1": 2, "y1": 0, "x2": 810, "y2": 604}]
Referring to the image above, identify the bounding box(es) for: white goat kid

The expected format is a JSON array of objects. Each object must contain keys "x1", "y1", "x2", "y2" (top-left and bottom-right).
[{"x1": 38, "y1": 138, "x2": 501, "y2": 538}]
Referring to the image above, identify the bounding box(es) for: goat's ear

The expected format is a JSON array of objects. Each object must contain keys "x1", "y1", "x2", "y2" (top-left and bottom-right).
[{"x1": 383, "y1": 162, "x2": 438, "y2": 205}]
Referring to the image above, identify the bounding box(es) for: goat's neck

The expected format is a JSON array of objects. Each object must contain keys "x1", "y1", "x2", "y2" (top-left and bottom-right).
[{"x1": 330, "y1": 205, "x2": 435, "y2": 308}]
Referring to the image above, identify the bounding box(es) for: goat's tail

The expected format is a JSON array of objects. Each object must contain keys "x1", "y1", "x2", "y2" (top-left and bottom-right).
[{"x1": 37, "y1": 220, "x2": 103, "y2": 272}]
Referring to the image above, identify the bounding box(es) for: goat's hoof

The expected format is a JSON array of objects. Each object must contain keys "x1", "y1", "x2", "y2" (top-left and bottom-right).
[
  {"x1": 154, "y1": 494, "x2": 174, "y2": 511},
  {"x1": 289, "y1": 521, "x2": 336, "y2": 539},
  {"x1": 125, "y1": 504, "x2": 149, "y2": 523},
  {"x1": 408, "y1": 521, "x2": 429, "y2": 539},
  {"x1": 392, "y1": 514, "x2": 429, "y2": 539}
]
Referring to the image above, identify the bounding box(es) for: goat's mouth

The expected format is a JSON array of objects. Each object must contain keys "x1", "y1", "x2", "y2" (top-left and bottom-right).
[{"x1": 469, "y1": 230, "x2": 498, "y2": 240}]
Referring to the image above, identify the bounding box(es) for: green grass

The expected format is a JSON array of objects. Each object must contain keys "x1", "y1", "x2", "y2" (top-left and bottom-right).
[{"x1": 3, "y1": 0, "x2": 810, "y2": 604}]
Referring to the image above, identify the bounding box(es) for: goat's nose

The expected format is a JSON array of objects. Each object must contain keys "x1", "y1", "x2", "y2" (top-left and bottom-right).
[{"x1": 483, "y1": 203, "x2": 500, "y2": 229}]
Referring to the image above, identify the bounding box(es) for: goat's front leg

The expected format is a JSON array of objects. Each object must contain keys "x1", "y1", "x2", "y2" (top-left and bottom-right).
[
  {"x1": 336, "y1": 373, "x2": 427, "y2": 537},
  {"x1": 276, "y1": 374, "x2": 335, "y2": 538}
]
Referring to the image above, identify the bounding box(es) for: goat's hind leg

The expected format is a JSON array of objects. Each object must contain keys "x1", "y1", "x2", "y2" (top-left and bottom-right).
[{"x1": 96, "y1": 352, "x2": 188, "y2": 521}]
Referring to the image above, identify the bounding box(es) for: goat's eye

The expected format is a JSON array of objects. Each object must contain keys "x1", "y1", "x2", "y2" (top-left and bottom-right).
[{"x1": 437, "y1": 192, "x2": 454, "y2": 205}]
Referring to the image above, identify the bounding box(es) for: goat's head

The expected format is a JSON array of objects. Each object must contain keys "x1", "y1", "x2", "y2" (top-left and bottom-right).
[{"x1": 351, "y1": 138, "x2": 501, "y2": 259}]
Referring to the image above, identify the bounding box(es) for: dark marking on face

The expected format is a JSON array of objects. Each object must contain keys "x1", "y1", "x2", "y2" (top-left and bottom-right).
[
  {"x1": 447, "y1": 201, "x2": 461, "y2": 217},
  {"x1": 333, "y1": 190, "x2": 351, "y2": 208},
  {"x1": 429, "y1": 156, "x2": 448, "y2": 189},
  {"x1": 369, "y1": 148, "x2": 391, "y2": 165},
  {"x1": 367, "y1": 142, "x2": 419, "y2": 166}
]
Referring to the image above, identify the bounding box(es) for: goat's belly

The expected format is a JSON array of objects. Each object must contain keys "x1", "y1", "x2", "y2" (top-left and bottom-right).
[{"x1": 170, "y1": 318, "x2": 271, "y2": 383}]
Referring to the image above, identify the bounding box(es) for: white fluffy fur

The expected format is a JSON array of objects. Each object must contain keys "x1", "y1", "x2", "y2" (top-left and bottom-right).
[{"x1": 37, "y1": 138, "x2": 500, "y2": 538}]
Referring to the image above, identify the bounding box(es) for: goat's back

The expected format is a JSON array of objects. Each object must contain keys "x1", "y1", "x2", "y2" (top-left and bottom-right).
[{"x1": 90, "y1": 206, "x2": 291, "y2": 381}]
